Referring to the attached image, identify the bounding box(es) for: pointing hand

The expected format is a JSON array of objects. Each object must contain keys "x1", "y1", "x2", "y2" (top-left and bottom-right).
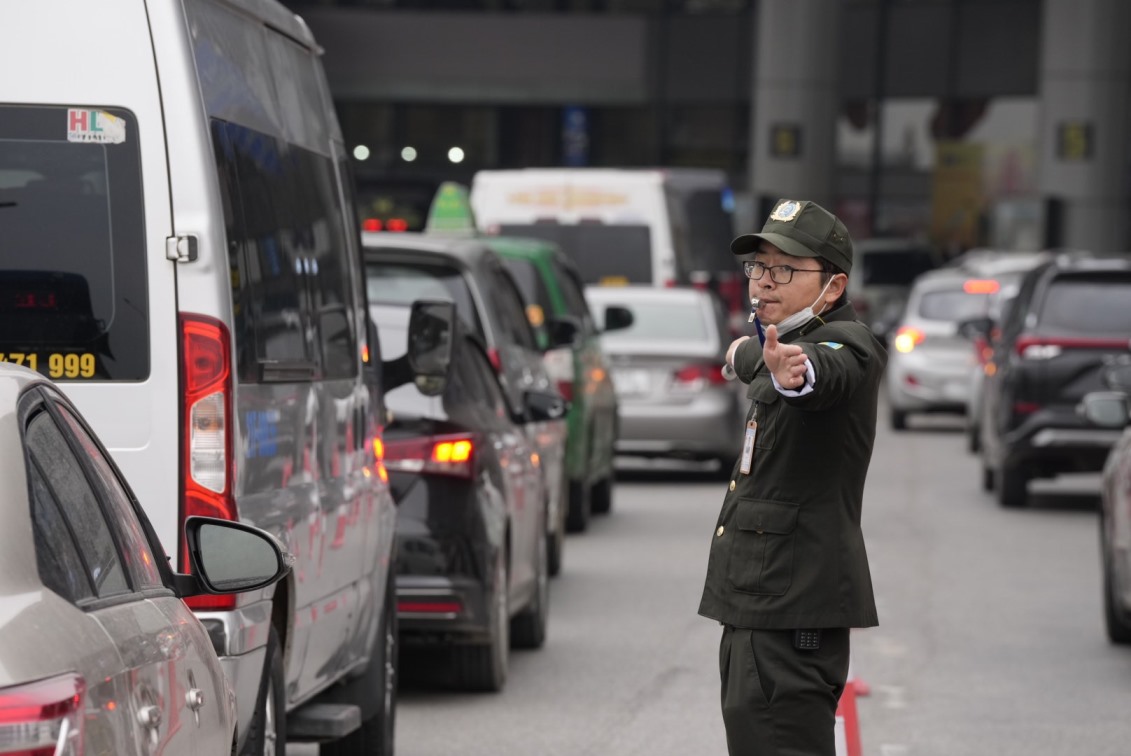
[{"x1": 763, "y1": 325, "x2": 808, "y2": 390}]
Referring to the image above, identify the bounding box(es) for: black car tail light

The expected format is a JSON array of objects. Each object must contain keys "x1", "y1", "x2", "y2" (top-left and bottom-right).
[{"x1": 385, "y1": 434, "x2": 477, "y2": 479}]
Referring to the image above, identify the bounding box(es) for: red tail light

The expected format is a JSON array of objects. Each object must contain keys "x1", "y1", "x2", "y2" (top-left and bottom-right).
[
  {"x1": 179, "y1": 314, "x2": 236, "y2": 610},
  {"x1": 672, "y1": 362, "x2": 728, "y2": 389},
  {"x1": 362, "y1": 218, "x2": 383, "y2": 232},
  {"x1": 893, "y1": 327, "x2": 925, "y2": 354},
  {"x1": 384, "y1": 434, "x2": 477, "y2": 478},
  {"x1": 1015, "y1": 335, "x2": 1130, "y2": 360},
  {"x1": 487, "y1": 348, "x2": 502, "y2": 373},
  {"x1": 398, "y1": 600, "x2": 462, "y2": 614},
  {"x1": 387, "y1": 218, "x2": 409, "y2": 232},
  {"x1": 542, "y1": 347, "x2": 574, "y2": 402},
  {"x1": 0, "y1": 673, "x2": 85, "y2": 756},
  {"x1": 973, "y1": 336, "x2": 992, "y2": 366},
  {"x1": 1013, "y1": 401, "x2": 1041, "y2": 415}
]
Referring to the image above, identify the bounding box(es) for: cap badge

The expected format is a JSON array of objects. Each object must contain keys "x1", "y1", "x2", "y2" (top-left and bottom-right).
[{"x1": 770, "y1": 200, "x2": 802, "y2": 222}]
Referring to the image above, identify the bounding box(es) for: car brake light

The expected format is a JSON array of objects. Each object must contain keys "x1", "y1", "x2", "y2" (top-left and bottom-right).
[
  {"x1": 362, "y1": 218, "x2": 383, "y2": 232},
  {"x1": 387, "y1": 218, "x2": 409, "y2": 232},
  {"x1": 542, "y1": 348, "x2": 574, "y2": 402},
  {"x1": 398, "y1": 600, "x2": 461, "y2": 615},
  {"x1": 963, "y1": 279, "x2": 1000, "y2": 294},
  {"x1": 487, "y1": 348, "x2": 502, "y2": 373},
  {"x1": 1014, "y1": 335, "x2": 1130, "y2": 360},
  {"x1": 893, "y1": 327, "x2": 925, "y2": 354},
  {"x1": 179, "y1": 314, "x2": 236, "y2": 611},
  {"x1": 384, "y1": 434, "x2": 477, "y2": 478},
  {"x1": 973, "y1": 336, "x2": 992, "y2": 366},
  {"x1": 672, "y1": 362, "x2": 728, "y2": 390},
  {"x1": 0, "y1": 673, "x2": 85, "y2": 756},
  {"x1": 1013, "y1": 401, "x2": 1041, "y2": 415}
]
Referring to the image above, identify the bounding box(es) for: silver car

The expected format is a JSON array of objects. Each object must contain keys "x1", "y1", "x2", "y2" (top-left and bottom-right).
[
  {"x1": 0, "y1": 363, "x2": 289, "y2": 755},
  {"x1": 585, "y1": 285, "x2": 744, "y2": 472},
  {"x1": 886, "y1": 269, "x2": 1004, "y2": 429}
]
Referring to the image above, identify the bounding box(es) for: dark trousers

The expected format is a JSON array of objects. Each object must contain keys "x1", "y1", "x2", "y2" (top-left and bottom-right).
[{"x1": 718, "y1": 626, "x2": 850, "y2": 756}]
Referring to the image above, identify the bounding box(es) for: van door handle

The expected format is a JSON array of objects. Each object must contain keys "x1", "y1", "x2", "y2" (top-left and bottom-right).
[{"x1": 137, "y1": 705, "x2": 162, "y2": 729}]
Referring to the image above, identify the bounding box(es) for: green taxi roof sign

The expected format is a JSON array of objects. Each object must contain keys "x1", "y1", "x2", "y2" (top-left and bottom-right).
[{"x1": 425, "y1": 181, "x2": 478, "y2": 237}]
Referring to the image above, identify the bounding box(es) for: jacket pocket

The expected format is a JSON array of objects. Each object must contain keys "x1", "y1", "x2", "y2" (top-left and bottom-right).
[{"x1": 726, "y1": 498, "x2": 799, "y2": 596}]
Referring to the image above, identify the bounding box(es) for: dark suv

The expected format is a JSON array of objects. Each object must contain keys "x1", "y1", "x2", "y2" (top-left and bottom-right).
[{"x1": 979, "y1": 253, "x2": 1131, "y2": 507}]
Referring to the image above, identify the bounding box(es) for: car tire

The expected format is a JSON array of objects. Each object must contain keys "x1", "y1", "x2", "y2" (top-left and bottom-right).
[
  {"x1": 511, "y1": 522, "x2": 549, "y2": 650},
  {"x1": 452, "y1": 556, "x2": 508, "y2": 692},
  {"x1": 547, "y1": 476, "x2": 567, "y2": 577},
  {"x1": 996, "y1": 463, "x2": 1028, "y2": 508},
  {"x1": 565, "y1": 478, "x2": 591, "y2": 533},
  {"x1": 319, "y1": 569, "x2": 398, "y2": 756},
  {"x1": 1102, "y1": 516, "x2": 1131, "y2": 645},
  {"x1": 590, "y1": 475, "x2": 613, "y2": 515},
  {"x1": 890, "y1": 408, "x2": 908, "y2": 431},
  {"x1": 241, "y1": 626, "x2": 285, "y2": 756}
]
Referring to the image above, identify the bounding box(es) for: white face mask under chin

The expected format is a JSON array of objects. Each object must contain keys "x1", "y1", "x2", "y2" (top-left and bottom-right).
[{"x1": 775, "y1": 277, "x2": 834, "y2": 335}]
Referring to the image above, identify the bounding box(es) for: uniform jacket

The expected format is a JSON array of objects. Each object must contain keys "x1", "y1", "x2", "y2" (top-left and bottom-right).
[{"x1": 698, "y1": 302, "x2": 886, "y2": 630}]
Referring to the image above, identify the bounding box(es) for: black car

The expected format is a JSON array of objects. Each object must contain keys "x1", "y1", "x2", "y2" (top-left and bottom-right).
[
  {"x1": 978, "y1": 253, "x2": 1131, "y2": 507},
  {"x1": 373, "y1": 304, "x2": 565, "y2": 692},
  {"x1": 363, "y1": 232, "x2": 572, "y2": 577}
]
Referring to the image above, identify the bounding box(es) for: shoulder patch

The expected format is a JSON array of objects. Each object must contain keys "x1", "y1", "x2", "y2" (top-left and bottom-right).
[{"x1": 818, "y1": 341, "x2": 844, "y2": 350}]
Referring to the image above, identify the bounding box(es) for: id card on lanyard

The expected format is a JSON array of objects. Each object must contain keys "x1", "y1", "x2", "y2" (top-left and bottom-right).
[{"x1": 739, "y1": 402, "x2": 759, "y2": 475}]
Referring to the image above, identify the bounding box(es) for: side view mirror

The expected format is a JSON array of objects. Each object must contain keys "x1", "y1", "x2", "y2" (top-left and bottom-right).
[
  {"x1": 547, "y1": 316, "x2": 581, "y2": 349},
  {"x1": 408, "y1": 299, "x2": 455, "y2": 396},
  {"x1": 524, "y1": 389, "x2": 569, "y2": 422},
  {"x1": 603, "y1": 305, "x2": 633, "y2": 333},
  {"x1": 1078, "y1": 391, "x2": 1130, "y2": 429},
  {"x1": 175, "y1": 517, "x2": 293, "y2": 597},
  {"x1": 957, "y1": 316, "x2": 994, "y2": 340}
]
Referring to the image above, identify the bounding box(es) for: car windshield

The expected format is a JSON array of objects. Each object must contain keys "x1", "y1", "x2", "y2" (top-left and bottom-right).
[
  {"x1": 594, "y1": 298, "x2": 710, "y2": 343},
  {"x1": 366, "y1": 260, "x2": 484, "y2": 338},
  {"x1": 917, "y1": 288, "x2": 992, "y2": 322},
  {"x1": 1038, "y1": 275, "x2": 1131, "y2": 335},
  {"x1": 499, "y1": 224, "x2": 652, "y2": 285}
]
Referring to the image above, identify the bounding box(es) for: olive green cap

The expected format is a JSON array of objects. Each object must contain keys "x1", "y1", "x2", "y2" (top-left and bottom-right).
[{"x1": 731, "y1": 199, "x2": 853, "y2": 274}]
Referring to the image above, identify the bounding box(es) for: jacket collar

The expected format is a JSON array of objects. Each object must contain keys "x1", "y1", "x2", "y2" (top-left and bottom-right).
[{"x1": 785, "y1": 301, "x2": 859, "y2": 342}]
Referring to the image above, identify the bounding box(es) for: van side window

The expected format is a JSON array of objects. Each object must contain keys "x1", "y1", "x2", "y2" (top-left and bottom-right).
[{"x1": 211, "y1": 120, "x2": 358, "y2": 381}]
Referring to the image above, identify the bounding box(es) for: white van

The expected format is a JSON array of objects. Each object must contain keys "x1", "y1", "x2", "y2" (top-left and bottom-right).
[
  {"x1": 470, "y1": 168, "x2": 737, "y2": 288},
  {"x1": 0, "y1": 2, "x2": 426, "y2": 753}
]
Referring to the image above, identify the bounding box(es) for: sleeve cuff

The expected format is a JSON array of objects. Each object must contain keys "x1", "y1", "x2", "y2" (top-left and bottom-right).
[{"x1": 771, "y1": 358, "x2": 816, "y2": 396}]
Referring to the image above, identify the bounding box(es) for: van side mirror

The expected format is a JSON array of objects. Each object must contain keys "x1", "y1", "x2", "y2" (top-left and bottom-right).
[
  {"x1": 1078, "y1": 391, "x2": 1130, "y2": 428},
  {"x1": 602, "y1": 305, "x2": 633, "y2": 333},
  {"x1": 524, "y1": 389, "x2": 569, "y2": 422},
  {"x1": 547, "y1": 316, "x2": 581, "y2": 349},
  {"x1": 175, "y1": 517, "x2": 292, "y2": 597},
  {"x1": 408, "y1": 299, "x2": 455, "y2": 396}
]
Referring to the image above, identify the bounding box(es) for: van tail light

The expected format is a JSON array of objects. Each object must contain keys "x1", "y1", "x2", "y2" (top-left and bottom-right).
[
  {"x1": 893, "y1": 327, "x2": 925, "y2": 354},
  {"x1": 0, "y1": 673, "x2": 85, "y2": 756},
  {"x1": 542, "y1": 347, "x2": 574, "y2": 402},
  {"x1": 384, "y1": 434, "x2": 477, "y2": 479},
  {"x1": 179, "y1": 314, "x2": 237, "y2": 611},
  {"x1": 1015, "y1": 335, "x2": 1130, "y2": 361},
  {"x1": 671, "y1": 362, "x2": 728, "y2": 391}
]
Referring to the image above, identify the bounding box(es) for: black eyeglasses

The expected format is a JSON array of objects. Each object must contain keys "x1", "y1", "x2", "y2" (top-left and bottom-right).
[{"x1": 743, "y1": 260, "x2": 825, "y2": 284}]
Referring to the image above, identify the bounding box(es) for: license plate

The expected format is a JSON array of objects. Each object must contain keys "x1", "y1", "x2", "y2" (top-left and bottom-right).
[{"x1": 612, "y1": 368, "x2": 651, "y2": 396}]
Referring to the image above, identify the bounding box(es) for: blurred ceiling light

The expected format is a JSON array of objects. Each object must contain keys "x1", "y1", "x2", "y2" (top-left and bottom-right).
[
  {"x1": 448, "y1": 147, "x2": 465, "y2": 164},
  {"x1": 401, "y1": 146, "x2": 417, "y2": 162},
  {"x1": 353, "y1": 145, "x2": 370, "y2": 161}
]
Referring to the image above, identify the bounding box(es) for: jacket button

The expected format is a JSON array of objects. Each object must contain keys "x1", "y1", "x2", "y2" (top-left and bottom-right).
[
  {"x1": 728, "y1": 480, "x2": 736, "y2": 491},
  {"x1": 716, "y1": 526, "x2": 725, "y2": 537}
]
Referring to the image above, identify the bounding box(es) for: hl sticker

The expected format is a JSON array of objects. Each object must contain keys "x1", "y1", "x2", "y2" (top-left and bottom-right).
[
  {"x1": 818, "y1": 341, "x2": 844, "y2": 350},
  {"x1": 67, "y1": 109, "x2": 126, "y2": 144}
]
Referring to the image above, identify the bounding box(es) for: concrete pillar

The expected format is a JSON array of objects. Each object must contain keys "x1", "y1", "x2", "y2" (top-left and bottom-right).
[
  {"x1": 747, "y1": 0, "x2": 841, "y2": 221},
  {"x1": 1038, "y1": 0, "x2": 1131, "y2": 251}
]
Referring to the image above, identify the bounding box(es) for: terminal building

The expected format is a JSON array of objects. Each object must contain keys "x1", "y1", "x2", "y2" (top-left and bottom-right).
[{"x1": 283, "y1": 0, "x2": 1129, "y2": 253}]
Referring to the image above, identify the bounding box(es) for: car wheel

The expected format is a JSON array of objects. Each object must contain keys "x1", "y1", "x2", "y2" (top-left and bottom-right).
[
  {"x1": 547, "y1": 474, "x2": 567, "y2": 577},
  {"x1": 565, "y1": 478, "x2": 591, "y2": 533},
  {"x1": 996, "y1": 463, "x2": 1028, "y2": 508},
  {"x1": 241, "y1": 627, "x2": 285, "y2": 756},
  {"x1": 320, "y1": 569, "x2": 398, "y2": 756},
  {"x1": 590, "y1": 475, "x2": 613, "y2": 515},
  {"x1": 511, "y1": 522, "x2": 549, "y2": 650},
  {"x1": 890, "y1": 408, "x2": 908, "y2": 431},
  {"x1": 452, "y1": 555, "x2": 508, "y2": 692},
  {"x1": 1101, "y1": 516, "x2": 1131, "y2": 645}
]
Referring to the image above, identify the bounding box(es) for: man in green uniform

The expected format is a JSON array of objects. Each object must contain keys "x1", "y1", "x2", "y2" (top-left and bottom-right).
[{"x1": 699, "y1": 199, "x2": 886, "y2": 756}]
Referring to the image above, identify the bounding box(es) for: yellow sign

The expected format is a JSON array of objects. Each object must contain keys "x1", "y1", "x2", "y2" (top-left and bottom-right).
[
  {"x1": 506, "y1": 188, "x2": 628, "y2": 210},
  {"x1": 1056, "y1": 122, "x2": 1093, "y2": 161},
  {"x1": 930, "y1": 142, "x2": 984, "y2": 251},
  {"x1": 0, "y1": 352, "x2": 97, "y2": 378}
]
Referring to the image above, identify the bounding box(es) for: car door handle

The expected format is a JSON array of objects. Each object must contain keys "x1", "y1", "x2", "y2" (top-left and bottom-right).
[
  {"x1": 186, "y1": 688, "x2": 205, "y2": 711},
  {"x1": 137, "y1": 705, "x2": 162, "y2": 730}
]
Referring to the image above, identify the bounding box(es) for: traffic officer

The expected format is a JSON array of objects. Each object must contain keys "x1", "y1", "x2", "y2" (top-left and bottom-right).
[{"x1": 699, "y1": 198, "x2": 887, "y2": 756}]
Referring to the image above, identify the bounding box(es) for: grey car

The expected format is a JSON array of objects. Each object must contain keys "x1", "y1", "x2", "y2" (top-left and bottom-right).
[
  {"x1": 585, "y1": 285, "x2": 744, "y2": 473},
  {"x1": 0, "y1": 363, "x2": 289, "y2": 755}
]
